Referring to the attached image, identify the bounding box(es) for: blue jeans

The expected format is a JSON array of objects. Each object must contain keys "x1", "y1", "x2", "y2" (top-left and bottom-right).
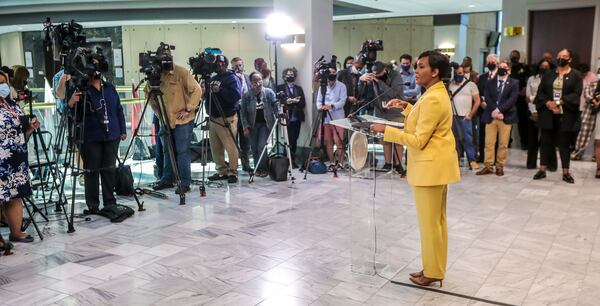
[
  {"x1": 160, "y1": 121, "x2": 194, "y2": 186},
  {"x1": 452, "y1": 116, "x2": 476, "y2": 162},
  {"x1": 250, "y1": 122, "x2": 270, "y2": 171}
]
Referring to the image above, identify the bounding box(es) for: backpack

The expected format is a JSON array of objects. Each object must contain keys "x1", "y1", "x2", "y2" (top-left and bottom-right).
[
  {"x1": 99, "y1": 204, "x2": 135, "y2": 223},
  {"x1": 308, "y1": 159, "x2": 327, "y2": 174},
  {"x1": 268, "y1": 154, "x2": 289, "y2": 181},
  {"x1": 115, "y1": 164, "x2": 135, "y2": 196}
]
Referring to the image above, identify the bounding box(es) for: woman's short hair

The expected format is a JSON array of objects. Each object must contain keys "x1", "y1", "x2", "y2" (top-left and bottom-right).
[{"x1": 418, "y1": 50, "x2": 449, "y2": 79}]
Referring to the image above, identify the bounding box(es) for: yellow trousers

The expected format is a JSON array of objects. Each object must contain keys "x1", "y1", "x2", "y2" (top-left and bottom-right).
[{"x1": 411, "y1": 185, "x2": 448, "y2": 279}]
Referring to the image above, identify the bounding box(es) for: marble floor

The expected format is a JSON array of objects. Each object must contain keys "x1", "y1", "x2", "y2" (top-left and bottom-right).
[{"x1": 1, "y1": 149, "x2": 599, "y2": 306}]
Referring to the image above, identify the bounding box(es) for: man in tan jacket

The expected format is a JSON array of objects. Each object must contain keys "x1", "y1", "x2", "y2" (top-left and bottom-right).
[{"x1": 146, "y1": 48, "x2": 202, "y2": 194}]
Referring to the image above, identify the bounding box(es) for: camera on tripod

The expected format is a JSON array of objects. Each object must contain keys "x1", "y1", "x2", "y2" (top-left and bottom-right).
[
  {"x1": 139, "y1": 42, "x2": 175, "y2": 86},
  {"x1": 188, "y1": 48, "x2": 223, "y2": 77},
  {"x1": 65, "y1": 47, "x2": 109, "y2": 90},
  {"x1": 314, "y1": 55, "x2": 338, "y2": 86},
  {"x1": 357, "y1": 39, "x2": 383, "y2": 72},
  {"x1": 44, "y1": 18, "x2": 86, "y2": 53}
]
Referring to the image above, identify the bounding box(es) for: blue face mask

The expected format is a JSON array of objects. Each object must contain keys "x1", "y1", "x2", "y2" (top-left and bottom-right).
[
  {"x1": 401, "y1": 64, "x2": 411, "y2": 72},
  {"x1": 0, "y1": 83, "x2": 10, "y2": 98},
  {"x1": 454, "y1": 75, "x2": 465, "y2": 82}
]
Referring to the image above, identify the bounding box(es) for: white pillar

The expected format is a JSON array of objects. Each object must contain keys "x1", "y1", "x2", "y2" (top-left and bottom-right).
[{"x1": 273, "y1": 0, "x2": 334, "y2": 146}]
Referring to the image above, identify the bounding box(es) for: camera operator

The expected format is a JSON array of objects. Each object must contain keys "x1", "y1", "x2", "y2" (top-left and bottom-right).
[
  {"x1": 67, "y1": 75, "x2": 126, "y2": 214},
  {"x1": 241, "y1": 72, "x2": 278, "y2": 177},
  {"x1": 206, "y1": 55, "x2": 242, "y2": 184},
  {"x1": 146, "y1": 47, "x2": 203, "y2": 194},
  {"x1": 277, "y1": 67, "x2": 306, "y2": 168},
  {"x1": 338, "y1": 57, "x2": 365, "y2": 116},
  {"x1": 231, "y1": 57, "x2": 252, "y2": 172},
  {"x1": 358, "y1": 61, "x2": 406, "y2": 174},
  {"x1": 398, "y1": 54, "x2": 421, "y2": 104},
  {"x1": 316, "y1": 66, "x2": 347, "y2": 170}
]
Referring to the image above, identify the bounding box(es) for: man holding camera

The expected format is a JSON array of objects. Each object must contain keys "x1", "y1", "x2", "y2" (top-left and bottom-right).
[
  {"x1": 358, "y1": 61, "x2": 405, "y2": 174},
  {"x1": 148, "y1": 48, "x2": 202, "y2": 194},
  {"x1": 316, "y1": 66, "x2": 347, "y2": 170},
  {"x1": 206, "y1": 55, "x2": 242, "y2": 183}
]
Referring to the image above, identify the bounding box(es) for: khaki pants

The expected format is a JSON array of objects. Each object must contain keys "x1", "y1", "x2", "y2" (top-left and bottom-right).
[
  {"x1": 209, "y1": 114, "x2": 239, "y2": 176},
  {"x1": 412, "y1": 185, "x2": 448, "y2": 279},
  {"x1": 484, "y1": 119, "x2": 512, "y2": 168}
]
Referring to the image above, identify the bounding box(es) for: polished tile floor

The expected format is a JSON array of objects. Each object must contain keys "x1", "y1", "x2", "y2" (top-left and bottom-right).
[{"x1": 1, "y1": 149, "x2": 599, "y2": 306}]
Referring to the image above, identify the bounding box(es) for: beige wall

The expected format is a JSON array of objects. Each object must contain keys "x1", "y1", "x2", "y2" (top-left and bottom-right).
[
  {"x1": 0, "y1": 32, "x2": 24, "y2": 67},
  {"x1": 501, "y1": 0, "x2": 600, "y2": 70},
  {"x1": 333, "y1": 12, "x2": 497, "y2": 72},
  {"x1": 121, "y1": 24, "x2": 272, "y2": 84}
]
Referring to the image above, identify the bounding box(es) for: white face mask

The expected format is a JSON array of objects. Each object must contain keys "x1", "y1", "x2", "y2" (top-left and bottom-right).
[{"x1": 0, "y1": 83, "x2": 10, "y2": 98}]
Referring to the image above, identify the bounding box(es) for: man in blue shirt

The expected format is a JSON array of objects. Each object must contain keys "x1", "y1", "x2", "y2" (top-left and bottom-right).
[
  {"x1": 316, "y1": 67, "x2": 347, "y2": 169},
  {"x1": 398, "y1": 54, "x2": 421, "y2": 104}
]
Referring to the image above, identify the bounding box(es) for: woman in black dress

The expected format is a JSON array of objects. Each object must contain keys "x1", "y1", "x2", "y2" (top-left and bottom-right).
[{"x1": 0, "y1": 70, "x2": 40, "y2": 252}]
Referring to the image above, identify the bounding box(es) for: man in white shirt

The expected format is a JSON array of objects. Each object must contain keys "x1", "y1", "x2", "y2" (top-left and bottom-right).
[
  {"x1": 316, "y1": 67, "x2": 347, "y2": 169},
  {"x1": 449, "y1": 66, "x2": 481, "y2": 170}
]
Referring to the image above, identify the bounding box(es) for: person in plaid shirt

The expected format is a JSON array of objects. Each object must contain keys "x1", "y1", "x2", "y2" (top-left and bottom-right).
[{"x1": 571, "y1": 67, "x2": 599, "y2": 160}]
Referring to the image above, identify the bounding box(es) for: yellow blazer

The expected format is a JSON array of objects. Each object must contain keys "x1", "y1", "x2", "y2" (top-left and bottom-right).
[{"x1": 383, "y1": 81, "x2": 461, "y2": 186}]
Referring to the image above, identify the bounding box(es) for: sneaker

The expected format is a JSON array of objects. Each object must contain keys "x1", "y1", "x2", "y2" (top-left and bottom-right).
[
  {"x1": 228, "y1": 175, "x2": 238, "y2": 184},
  {"x1": 208, "y1": 173, "x2": 228, "y2": 181},
  {"x1": 153, "y1": 181, "x2": 174, "y2": 190},
  {"x1": 469, "y1": 161, "x2": 480, "y2": 170},
  {"x1": 175, "y1": 185, "x2": 191, "y2": 195}
]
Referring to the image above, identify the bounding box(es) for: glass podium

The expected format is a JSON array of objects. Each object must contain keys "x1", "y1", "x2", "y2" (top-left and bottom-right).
[{"x1": 331, "y1": 116, "x2": 412, "y2": 278}]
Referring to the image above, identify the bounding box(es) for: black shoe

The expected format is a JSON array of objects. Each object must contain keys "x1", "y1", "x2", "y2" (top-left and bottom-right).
[
  {"x1": 9, "y1": 234, "x2": 34, "y2": 243},
  {"x1": 208, "y1": 173, "x2": 228, "y2": 181},
  {"x1": 153, "y1": 182, "x2": 174, "y2": 190},
  {"x1": 83, "y1": 207, "x2": 100, "y2": 215},
  {"x1": 562, "y1": 174, "x2": 574, "y2": 184},
  {"x1": 380, "y1": 163, "x2": 392, "y2": 171},
  {"x1": 228, "y1": 175, "x2": 238, "y2": 184},
  {"x1": 175, "y1": 185, "x2": 191, "y2": 195},
  {"x1": 533, "y1": 170, "x2": 546, "y2": 180}
]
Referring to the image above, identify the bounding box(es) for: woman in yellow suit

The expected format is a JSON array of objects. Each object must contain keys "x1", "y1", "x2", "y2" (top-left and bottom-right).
[{"x1": 371, "y1": 50, "x2": 460, "y2": 287}]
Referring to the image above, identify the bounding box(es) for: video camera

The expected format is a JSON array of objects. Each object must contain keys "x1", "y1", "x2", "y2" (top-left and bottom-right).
[
  {"x1": 188, "y1": 48, "x2": 223, "y2": 78},
  {"x1": 357, "y1": 39, "x2": 383, "y2": 72},
  {"x1": 314, "y1": 55, "x2": 338, "y2": 86},
  {"x1": 139, "y1": 42, "x2": 175, "y2": 86},
  {"x1": 43, "y1": 18, "x2": 86, "y2": 57}
]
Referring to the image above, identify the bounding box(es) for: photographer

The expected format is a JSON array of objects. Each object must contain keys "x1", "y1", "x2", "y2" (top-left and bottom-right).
[
  {"x1": 241, "y1": 72, "x2": 278, "y2": 177},
  {"x1": 206, "y1": 55, "x2": 242, "y2": 184},
  {"x1": 316, "y1": 66, "x2": 347, "y2": 169},
  {"x1": 337, "y1": 57, "x2": 365, "y2": 116},
  {"x1": 147, "y1": 47, "x2": 202, "y2": 194},
  {"x1": 67, "y1": 75, "x2": 126, "y2": 214},
  {"x1": 277, "y1": 68, "x2": 306, "y2": 168},
  {"x1": 231, "y1": 57, "x2": 252, "y2": 172},
  {"x1": 358, "y1": 61, "x2": 405, "y2": 174}
]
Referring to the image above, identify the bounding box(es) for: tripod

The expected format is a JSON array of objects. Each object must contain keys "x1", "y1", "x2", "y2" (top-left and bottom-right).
[
  {"x1": 302, "y1": 82, "x2": 346, "y2": 179},
  {"x1": 123, "y1": 79, "x2": 185, "y2": 205},
  {"x1": 248, "y1": 97, "x2": 295, "y2": 183}
]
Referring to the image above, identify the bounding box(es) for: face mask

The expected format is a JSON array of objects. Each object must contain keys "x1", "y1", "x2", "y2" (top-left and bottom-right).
[
  {"x1": 454, "y1": 75, "x2": 465, "y2": 82},
  {"x1": 400, "y1": 64, "x2": 411, "y2": 72},
  {"x1": 486, "y1": 63, "x2": 497, "y2": 71},
  {"x1": 538, "y1": 68, "x2": 547, "y2": 75},
  {"x1": 497, "y1": 67, "x2": 508, "y2": 76},
  {"x1": 557, "y1": 58, "x2": 569, "y2": 67},
  {"x1": 327, "y1": 74, "x2": 337, "y2": 81},
  {"x1": 344, "y1": 64, "x2": 352, "y2": 69},
  {"x1": 0, "y1": 83, "x2": 10, "y2": 98},
  {"x1": 510, "y1": 57, "x2": 519, "y2": 64},
  {"x1": 286, "y1": 76, "x2": 295, "y2": 83}
]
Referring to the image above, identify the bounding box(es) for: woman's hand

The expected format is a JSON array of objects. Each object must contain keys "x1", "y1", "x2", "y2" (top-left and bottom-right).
[
  {"x1": 120, "y1": 134, "x2": 127, "y2": 141},
  {"x1": 385, "y1": 99, "x2": 408, "y2": 109},
  {"x1": 29, "y1": 116, "x2": 40, "y2": 131},
  {"x1": 370, "y1": 123, "x2": 386, "y2": 134},
  {"x1": 243, "y1": 127, "x2": 251, "y2": 137}
]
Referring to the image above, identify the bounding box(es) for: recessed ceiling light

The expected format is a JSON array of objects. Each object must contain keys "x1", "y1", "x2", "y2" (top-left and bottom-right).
[
  {"x1": 468, "y1": 4, "x2": 476, "y2": 8},
  {"x1": 231, "y1": 20, "x2": 237, "y2": 23}
]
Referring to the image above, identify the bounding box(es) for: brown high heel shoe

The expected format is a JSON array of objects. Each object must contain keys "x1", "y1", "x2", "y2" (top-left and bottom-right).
[
  {"x1": 409, "y1": 271, "x2": 423, "y2": 278},
  {"x1": 409, "y1": 275, "x2": 443, "y2": 287}
]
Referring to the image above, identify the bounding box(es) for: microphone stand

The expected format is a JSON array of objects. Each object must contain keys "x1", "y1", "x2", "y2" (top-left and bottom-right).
[{"x1": 347, "y1": 85, "x2": 397, "y2": 121}]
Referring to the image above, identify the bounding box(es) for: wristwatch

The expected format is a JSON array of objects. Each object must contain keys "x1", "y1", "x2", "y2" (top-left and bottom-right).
[{"x1": 184, "y1": 108, "x2": 191, "y2": 113}]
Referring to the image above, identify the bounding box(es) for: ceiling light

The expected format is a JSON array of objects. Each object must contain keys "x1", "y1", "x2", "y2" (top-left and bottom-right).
[
  {"x1": 468, "y1": 4, "x2": 476, "y2": 8},
  {"x1": 266, "y1": 12, "x2": 292, "y2": 39}
]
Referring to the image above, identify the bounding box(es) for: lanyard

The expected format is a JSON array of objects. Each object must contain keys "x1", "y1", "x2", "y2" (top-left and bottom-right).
[{"x1": 90, "y1": 83, "x2": 110, "y2": 133}]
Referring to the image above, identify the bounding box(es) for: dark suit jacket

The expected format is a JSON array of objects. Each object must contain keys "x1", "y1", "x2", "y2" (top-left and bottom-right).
[
  {"x1": 276, "y1": 83, "x2": 306, "y2": 122},
  {"x1": 482, "y1": 76, "x2": 519, "y2": 124},
  {"x1": 534, "y1": 69, "x2": 582, "y2": 132},
  {"x1": 476, "y1": 72, "x2": 492, "y2": 115}
]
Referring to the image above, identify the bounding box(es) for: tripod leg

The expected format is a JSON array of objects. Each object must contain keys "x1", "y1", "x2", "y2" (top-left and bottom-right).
[
  {"x1": 280, "y1": 121, "x2": 295, "y2": 181},
  {"x1": 248, "y1": 120, "x2": 280, "y2": 183},
  {"x1": 22, "y1": 198, "x2": 44, "y2": 240}
]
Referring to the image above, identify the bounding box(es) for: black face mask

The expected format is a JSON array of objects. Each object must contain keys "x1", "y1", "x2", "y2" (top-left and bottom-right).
[
  {"x1": 286, "y1": 76, "x2": 295, "y2": 83},
  {"x1": 538, "y1": 68, "x2": 547, "y2": 75},
  {"x1": 497, "y1": 67, "x2": 508, "y2": 76},
  {"x1": 327, "y1": 74, "x2": 337, "y2": 81},
  {"x1": 557, "y1": 58, "x2": 569, "y2": 67},
  {"x1": 378, "y1": 73, "x2": 388, "y2": 82},
  {"x1": 486, "y1": 63, "x2": 497, "y2": 71},
  {"x1": 510, "y1": 57, "x2": 519, "y2": 64}
]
